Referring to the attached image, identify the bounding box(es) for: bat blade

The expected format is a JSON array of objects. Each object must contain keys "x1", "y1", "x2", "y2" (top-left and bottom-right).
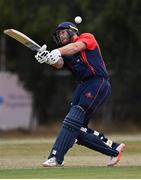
[{"x1": 3, "y1": 29, "x2": 41, "y2": 51}]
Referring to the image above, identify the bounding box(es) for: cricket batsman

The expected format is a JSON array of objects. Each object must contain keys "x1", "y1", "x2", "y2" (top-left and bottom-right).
[{"x1": 35, "y1": 19, "x2": 125, "y2": 167}]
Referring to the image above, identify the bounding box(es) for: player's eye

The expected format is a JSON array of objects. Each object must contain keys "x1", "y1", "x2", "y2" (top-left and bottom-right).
[{"x1": 59, "y1": 30, "x2": 67, "y2": 36}]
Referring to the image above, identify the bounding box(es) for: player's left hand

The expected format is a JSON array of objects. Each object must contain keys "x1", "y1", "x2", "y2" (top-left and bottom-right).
[
  {"x1": 35, "y1": 44, "x2": 50, "y2": 64},
  {"x1": 39, "y1": 44, "x2": 47, "y2": 52},
  {"x1": 35, "y1": 49, "x2": 50, "y2": 64}
]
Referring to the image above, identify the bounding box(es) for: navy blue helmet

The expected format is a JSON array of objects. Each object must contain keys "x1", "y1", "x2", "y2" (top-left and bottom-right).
[{"x1": 53, "y1": 21, "x2": 79, "y2": 46}]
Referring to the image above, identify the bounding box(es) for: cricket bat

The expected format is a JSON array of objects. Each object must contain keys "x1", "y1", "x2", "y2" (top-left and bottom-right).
[{"x1": 3, "y1": 29, "x2": 41, "y2": 51}]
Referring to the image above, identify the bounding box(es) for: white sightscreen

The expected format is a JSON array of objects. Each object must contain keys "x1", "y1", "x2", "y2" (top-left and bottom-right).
[{"x1": 0, "y1": 72, "x2": 33, "y2": 130}]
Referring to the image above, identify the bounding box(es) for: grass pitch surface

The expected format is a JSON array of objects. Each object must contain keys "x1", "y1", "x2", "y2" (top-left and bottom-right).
[
  {"x1": 0, "y1": 134, "x2": 141, "y2": 178},
  {"x1": 0, "y1": 166, "x2": 141, "y2": 179}
]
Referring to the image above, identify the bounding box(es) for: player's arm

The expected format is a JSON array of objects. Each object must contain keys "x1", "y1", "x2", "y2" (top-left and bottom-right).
[
  {"x1": 52, "y1": 57, "x2": 64, "y2": 69},
  {"x1": 53, "y1": 33, "x2": 95, "y2": 68},
  {"x1": 51, "y1": 41, "x2": 87, "y2": 69},
  {"x1": 52, "y1": 41, "x2": 86, "y2": 69},
  {"x1": 58, "y1": 41, "x2": 86, "y2": 56}
]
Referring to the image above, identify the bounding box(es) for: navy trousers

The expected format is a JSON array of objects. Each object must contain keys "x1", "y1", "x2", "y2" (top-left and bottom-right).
[{"x1": 72, "y1": 77, "x2": 111, "y2": 127}]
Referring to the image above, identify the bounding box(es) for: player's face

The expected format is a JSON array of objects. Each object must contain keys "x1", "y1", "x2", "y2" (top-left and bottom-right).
[{"x1": 59, "y1": 29, "x2": 70, "y2": 45}]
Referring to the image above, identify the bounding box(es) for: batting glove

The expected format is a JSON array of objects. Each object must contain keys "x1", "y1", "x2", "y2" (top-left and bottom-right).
[
  {"x1": 35, "y1": 51, "x2": 50, "y2": 64},
  {"x1": 35, "y1": 44, "x2": 50, "y2": 64},
  {"x1": 39, "y1": 44, "x2": 47, "y2": 52},
  {"x1": 46, "y1": 49, "x2": 61, "y2": 65}
]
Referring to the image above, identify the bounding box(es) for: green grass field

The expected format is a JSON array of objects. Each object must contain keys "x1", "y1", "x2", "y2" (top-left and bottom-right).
[{"x1": 0, "y1": 134, "x2": 141, "y2": 178}]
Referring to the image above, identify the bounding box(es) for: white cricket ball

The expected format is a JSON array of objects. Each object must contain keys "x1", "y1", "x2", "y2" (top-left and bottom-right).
[{"x1": 74, "y1": 16, "x2": 82, "y2": 24}]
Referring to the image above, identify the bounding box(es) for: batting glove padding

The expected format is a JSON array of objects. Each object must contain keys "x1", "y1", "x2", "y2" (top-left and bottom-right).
[
  {"x1": 39, "y1": 44, "x2": 47, "y2": 52},
  {"x1": 35, "y1": 50, "x2": 50, "y2": 64}
]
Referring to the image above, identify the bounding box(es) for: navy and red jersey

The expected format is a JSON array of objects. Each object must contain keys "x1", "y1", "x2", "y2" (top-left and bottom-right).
[{"x1": 62, "y1": 33, "x2": 109, "y2": 82}]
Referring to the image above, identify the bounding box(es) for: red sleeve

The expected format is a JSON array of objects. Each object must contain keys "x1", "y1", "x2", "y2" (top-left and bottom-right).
[{"x1": 75, "y1": 33, "x2": 98, "y2": 50}]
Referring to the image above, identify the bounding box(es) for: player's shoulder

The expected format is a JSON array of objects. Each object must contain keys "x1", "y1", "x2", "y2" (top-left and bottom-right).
[{"x1": 79, "y1": 32, "x2": 95, "y2": 39}]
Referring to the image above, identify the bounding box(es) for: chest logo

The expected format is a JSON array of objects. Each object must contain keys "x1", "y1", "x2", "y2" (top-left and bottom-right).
[
  {"x1": 85, "y1": 92, "x2": 95, "y2": 99},
  {"x1": 76, "y1": 59, "x2": 80, "y2": 63}
]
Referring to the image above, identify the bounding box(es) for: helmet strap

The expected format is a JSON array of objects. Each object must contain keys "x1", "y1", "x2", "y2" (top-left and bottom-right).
[{"x1": 67, "y1": 29, "x2": 77, "y2": 43}]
